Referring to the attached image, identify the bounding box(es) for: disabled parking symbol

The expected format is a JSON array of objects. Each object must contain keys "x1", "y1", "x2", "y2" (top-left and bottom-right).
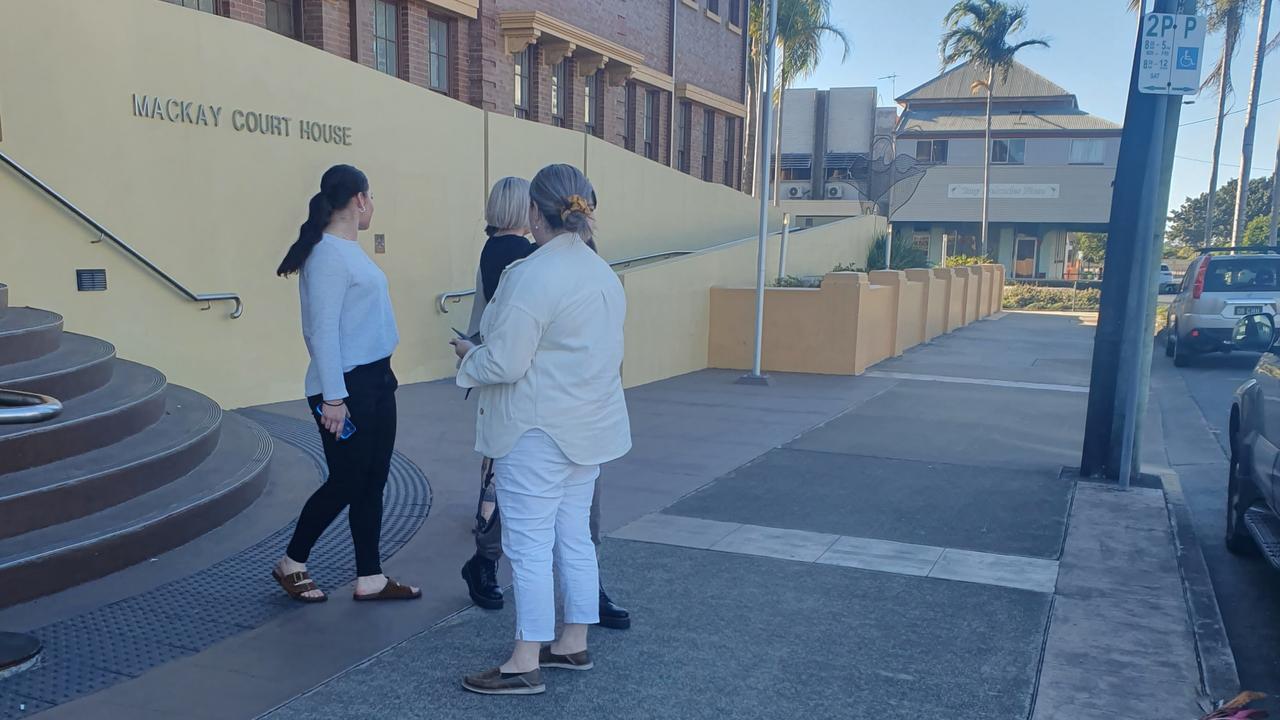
[{"x1": 1178, "y1": 47, "x2": 1199, "y2": 70}]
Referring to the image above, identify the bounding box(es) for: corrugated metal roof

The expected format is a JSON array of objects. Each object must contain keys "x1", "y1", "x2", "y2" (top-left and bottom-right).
[
  {"x1": 898, "y1": 60, "x2": 1071, "y2": 102},
  {"x1": 898, "y1": 109, "x2": 1120, "y2": 134}
]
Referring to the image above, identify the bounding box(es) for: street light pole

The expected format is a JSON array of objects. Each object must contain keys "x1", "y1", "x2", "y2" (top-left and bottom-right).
[{"x1": 741, "y1": 0, "x2": 778, "y2": 385}]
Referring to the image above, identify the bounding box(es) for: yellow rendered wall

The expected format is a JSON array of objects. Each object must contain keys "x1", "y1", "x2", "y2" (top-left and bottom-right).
[
  {"x1": 617, "y1": 215, "x2": 885, "y2": 387},
  {"x1": 0, "y1": 0, "x2": 781, "y2": 407},
  {"x1": 706, "y1": 266, "x2": 1004, "y2": 376}
]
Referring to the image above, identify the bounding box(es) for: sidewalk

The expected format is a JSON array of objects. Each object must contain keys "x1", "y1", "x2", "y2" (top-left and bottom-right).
[
  {"x1": 257, "y1": 312, "x2": 1214, "y2": 719},
  {"x1": 0, "y1": 312, "x2": 1221, "y2": 719}
]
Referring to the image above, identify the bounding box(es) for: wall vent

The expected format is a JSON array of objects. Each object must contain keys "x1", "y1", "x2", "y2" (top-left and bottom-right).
[{"x1": 76, "y1": 269, "x2": 107, "y2": 292}]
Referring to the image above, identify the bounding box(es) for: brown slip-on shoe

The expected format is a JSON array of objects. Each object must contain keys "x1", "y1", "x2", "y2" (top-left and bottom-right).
[
  {"x1": 461, "y1": 667, "x2": 545, "y2": 695},
  {"x1": 539, "y1": 647, "x2": 593, "y2": 671}
]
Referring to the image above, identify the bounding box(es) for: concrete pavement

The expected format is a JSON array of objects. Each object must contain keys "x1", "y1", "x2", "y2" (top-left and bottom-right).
[{"x1": 0, "y1": 311, "x2": 1228, "y2": 718}]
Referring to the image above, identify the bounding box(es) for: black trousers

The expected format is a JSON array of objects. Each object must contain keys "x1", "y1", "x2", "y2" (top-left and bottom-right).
[{"x1": 286, "y1": 357, "x2": 398, "y2": 577}]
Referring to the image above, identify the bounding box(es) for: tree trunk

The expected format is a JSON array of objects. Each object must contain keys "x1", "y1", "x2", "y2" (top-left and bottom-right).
[
  {"x1": 743, "y1": 49, "x2": 758, "y2": 194},
  {"x1": 772, "y1": 75, "x2": 785, "y2": 205},
  {"x1": 980, "y1": 64, "x2": 994, "y2": 258},
  {"x1": 1204, "y1": 46, "x2": 1230, "y2": 246},
  {"x1": 1269, "y1": 122, "x2": 1280, "y2": 245},
  {"x1": 1231, "y1": 0, "x2": 1273, "y2": 247}
]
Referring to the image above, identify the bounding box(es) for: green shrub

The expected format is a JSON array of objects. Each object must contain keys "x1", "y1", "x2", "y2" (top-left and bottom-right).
[
  {"x1": 944, "y1": 255, "x2": 991, "y2": 267},
  {"x1": 1002, "y1": 284, "x2": 1100, "y2": 311},
  {"x1": 865, "y1": 232, "x2": 930, "y2": 271},
  {"x1": 771, "y1": 275, "x2": 821, "y2": 288},
  {"x1": 831, "y1": 261, "x2": 863, "y2": 273}
]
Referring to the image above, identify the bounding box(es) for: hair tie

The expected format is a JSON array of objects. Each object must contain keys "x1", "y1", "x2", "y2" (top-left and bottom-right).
[{"x1": 560, "y1": 194, "x2": 593, "y2": 222}]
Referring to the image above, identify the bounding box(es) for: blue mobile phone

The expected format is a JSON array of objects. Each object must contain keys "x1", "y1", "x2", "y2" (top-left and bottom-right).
[{"x1": 315, "y1": 404, "x2": 357, "y2": 440}]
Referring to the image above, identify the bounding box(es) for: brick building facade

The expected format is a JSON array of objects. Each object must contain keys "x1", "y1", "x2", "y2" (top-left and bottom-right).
[{"x1": 163, "y1": 0, "x2": 748, "y2": 190}]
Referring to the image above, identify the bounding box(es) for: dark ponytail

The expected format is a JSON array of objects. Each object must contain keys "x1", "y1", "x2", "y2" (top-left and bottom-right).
[{"x1": 277, "y1": 164, "x2": 369, "y2": 276}]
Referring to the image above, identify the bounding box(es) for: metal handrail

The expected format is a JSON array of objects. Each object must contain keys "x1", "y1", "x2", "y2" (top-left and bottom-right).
[
  {"x1": 0, "y1": 151, "x2": 243, "y2": 319},
  {"x1": 0, "y1": 389, "x2": 63, "y2": 425},
  {"x1": 436, "y1": 249, "x2": 695, "y2": 313}
]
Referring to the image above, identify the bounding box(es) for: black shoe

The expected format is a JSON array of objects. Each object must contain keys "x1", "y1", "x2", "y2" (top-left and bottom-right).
[
  {"x1": 597, "y1": 586, "x2": 630, "y2": 630},
  {"x1": 461, "y1": 555, "x2": 503, "y2": 610}
]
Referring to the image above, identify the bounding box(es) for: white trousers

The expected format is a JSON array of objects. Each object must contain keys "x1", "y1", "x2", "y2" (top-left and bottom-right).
[{"x1": 494, "y1": 429, "x2": 600, "y2": 641}]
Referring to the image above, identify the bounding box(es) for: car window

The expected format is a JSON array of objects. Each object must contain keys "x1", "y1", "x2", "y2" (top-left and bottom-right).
[
  {"x1": 1203, "y1": 258, "x2": 1280, "y2": 292},
  {"x1": 1180, "y1": 261, "x2": 1197, "y2": 292},
  {"x1": 1161, "y1": 264, "x2": 1170, "y2": 272}
]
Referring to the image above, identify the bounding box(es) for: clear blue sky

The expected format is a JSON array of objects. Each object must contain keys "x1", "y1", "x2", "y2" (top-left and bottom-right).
[{"x1": 799, "y1": 0, "x2": 1280, "y2": 217}]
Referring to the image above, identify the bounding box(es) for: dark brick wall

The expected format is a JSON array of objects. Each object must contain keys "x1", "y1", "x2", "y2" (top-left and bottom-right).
[
  {"x1": 301, "y1": 0, "x2": 352, "y2": 58},
  {"x1": 676, "y1": 0, "x2": 745, "y2": 103}
]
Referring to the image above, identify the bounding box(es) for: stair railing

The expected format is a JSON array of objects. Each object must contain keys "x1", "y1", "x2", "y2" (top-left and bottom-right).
[
  {"x1": 0, "y1": 150, "x2": 243, "y2": 319},
  {"x1": 0, "y1": 389, "x2": 62, "y2": 424}
]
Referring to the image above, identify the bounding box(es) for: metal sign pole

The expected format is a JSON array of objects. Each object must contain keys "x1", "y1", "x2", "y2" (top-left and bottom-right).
[{"x1": 740, "y1": 0, "x2": 778, "y2": 386}]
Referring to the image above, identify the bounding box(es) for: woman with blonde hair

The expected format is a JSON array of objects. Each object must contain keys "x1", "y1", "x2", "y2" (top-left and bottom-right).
[
  {"x1": 460, "y1": 178, "x2": 630, "y2": 635},
  {"x1": 451, "y1": 164, "x2": 630, "y2": 695}
]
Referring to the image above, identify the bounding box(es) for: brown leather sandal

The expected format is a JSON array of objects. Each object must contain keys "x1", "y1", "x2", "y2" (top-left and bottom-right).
[
  {"x1": 353, "y1": 577, "x2": 422, "y2": 602},
  {"x1": 272, "y1": 568, "x2": 327, "y2": 603}
]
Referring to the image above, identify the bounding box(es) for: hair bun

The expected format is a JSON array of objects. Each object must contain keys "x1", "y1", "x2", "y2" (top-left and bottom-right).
[{"x1": 559, "y1": 194, "x2": 593, "y2": 222}]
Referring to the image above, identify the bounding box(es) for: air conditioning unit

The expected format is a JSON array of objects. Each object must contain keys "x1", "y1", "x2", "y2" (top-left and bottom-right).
[
  {"x1": 827, "y1": 185, "x2": 844, "y2": 199},
  {"x1": 788, "y1": 186, "x2": 802, "y2": 198}
]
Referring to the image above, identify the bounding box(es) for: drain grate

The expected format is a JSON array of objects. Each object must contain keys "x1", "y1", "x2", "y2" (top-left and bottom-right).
[{"x1": 0, "y1": 411, "x2": 431, "y2": 718}]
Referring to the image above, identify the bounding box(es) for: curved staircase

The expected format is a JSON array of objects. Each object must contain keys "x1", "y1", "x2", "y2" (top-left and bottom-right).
[{"x1": 0, "y1": 284, "x2": 272, "y2": 608}]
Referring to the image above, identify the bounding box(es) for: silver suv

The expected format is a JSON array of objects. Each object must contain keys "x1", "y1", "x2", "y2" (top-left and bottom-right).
[{"x1": 1165, "y1": 249, "x2": 1280, "y2": 366}]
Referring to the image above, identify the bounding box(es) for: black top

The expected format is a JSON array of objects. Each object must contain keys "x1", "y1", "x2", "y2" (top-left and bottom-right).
[{"x1": 479, "y1": 233, "x2": 536, "y2": 302}]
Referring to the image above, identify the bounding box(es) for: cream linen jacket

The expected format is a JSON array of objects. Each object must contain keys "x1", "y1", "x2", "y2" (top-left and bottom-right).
[{"x1": 456, "y1": 233, "x2": 631, "y2": 466}]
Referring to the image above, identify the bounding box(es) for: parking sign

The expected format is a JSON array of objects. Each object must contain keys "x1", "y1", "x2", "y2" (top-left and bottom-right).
[{"x1": 1140, "y1": 13, "x2": 1206, "y2": 94}]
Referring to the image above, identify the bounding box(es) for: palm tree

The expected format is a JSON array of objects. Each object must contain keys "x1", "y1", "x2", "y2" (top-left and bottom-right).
[
  {"x1": 743, "y1": 0, "x2": 850, "y2": 198},
  {"x1": 939, "y1": 0, "x2": 1048, "y2": 257},
  {"x1": 1231, "y1": 0, "x2": 1275, "y2": 245},
  {"x1": 1198, "y1": 0, "x2": 1253, "y2": 246}
]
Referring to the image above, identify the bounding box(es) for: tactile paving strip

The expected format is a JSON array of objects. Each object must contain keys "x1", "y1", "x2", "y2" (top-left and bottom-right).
[{"x1": 0, "y1": 411, "x2": 431, "y2": 719}]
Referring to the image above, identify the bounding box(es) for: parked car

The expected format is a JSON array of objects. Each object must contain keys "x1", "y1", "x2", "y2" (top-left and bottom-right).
[
  {"x1": 1159, "y1": 264, "x2": 1176, "y2": 293},
  {"x1": 1165, "y1": 248, "x2": 1280, "y2": 366},
  {"x1": 1227, "y1": 312, "x2": 1280, "y2": 560}
]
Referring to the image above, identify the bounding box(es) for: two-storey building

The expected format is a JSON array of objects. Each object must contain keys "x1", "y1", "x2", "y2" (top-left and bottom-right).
[
  {"x1": 890, "y1": 61, "x2": 1121, "y2": 279},
  {"x1": 161, "y1": 0, "x2": 749, "y2": 188}
]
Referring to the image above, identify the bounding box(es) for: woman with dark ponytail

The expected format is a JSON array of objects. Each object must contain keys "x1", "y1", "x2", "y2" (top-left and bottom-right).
[{"x1": 272, "y1": 164, "x2": 420, "y2": 604}]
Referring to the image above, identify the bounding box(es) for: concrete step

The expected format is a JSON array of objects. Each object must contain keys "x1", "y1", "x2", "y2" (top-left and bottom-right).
[
  {"x1": 0, "y1": 360, "x2": 167, "y2": 475},
  {"x1": 0, "y1": 332, "x2": 116, "y2": 401},
  {"x1": 0, "y1": 308, "x2": 63, "y2": 365},
  {"x1": 0, "y1": 411, "x2": 272, "y2": 608},
  {"x1": 0, "y1": 387, "x2": 222, "y2": 539},
  {"x1": 1245, "y1": 507, "x2": 1280, "y2": 570}
]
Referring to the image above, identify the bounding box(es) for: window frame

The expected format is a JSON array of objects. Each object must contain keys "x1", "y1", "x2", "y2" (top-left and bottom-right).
[
  {"x1": 723, "y1": 116, "x2": 736, "y2": 187},
  {"x1": 166, "y1": 0, "x2": 217, "y2": 12},
  {"x1": 513, "y1": 48, "x2": 531, "y2": 119},
  {"x1": 677, "y1": 101, "x2": 693, "y2": 173},
  {"x1": 1068, "y1": 138, "x2": 1107, "y2": 165},
  {"x1": 264, "y1": 0, "x2": 300, "y2": 37},
  {"x1": 728, "y1": 0, "x2": 741, "y2": 26},
  {"x1": 707, "y1": 0, "x2": 720, "y2": 15},
  {"x1": 624, "y1": 83, "x2": 637, "y2": 150},
  {"x1": 702, "y1": 108, "x2": 716, "y2": 181},
  {"x1": 373, "y1": 0, "x2": 400, "y2": 78},
  {"x1": 915, "y1": 139, "x2": 948, "y2": 164},
  {"x1": 642, "y1": 89, "x2": 661, "y2": 160},
  {"x1": 584, "y1": 72, "x2": 600, "y2": 136},
  {"x1": 427, "y1": 15, "x2": 450, "y2": 95},
  {"x1": 991, "y1": 138, "x2": 1025, "y2": 165},
  {"x1": 551, "y1": 61, "x2": 567, "y2": 128}
]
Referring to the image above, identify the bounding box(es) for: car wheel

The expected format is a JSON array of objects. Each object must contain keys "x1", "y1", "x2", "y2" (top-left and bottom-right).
[
  {"x1": 1227, "y1": 441, "x2": 1258, "y2": 555},
  {"x1": 1164, "y1": 328, "x2": 1175, "y2": 357},
  {"x1": 1172, "y1": 326, "x2": 1191, "y2": 367}
]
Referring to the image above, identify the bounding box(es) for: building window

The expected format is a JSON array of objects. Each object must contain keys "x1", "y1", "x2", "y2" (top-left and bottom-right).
[
  {"x1": 702, "y1": 109, "x2": 716, "y2": 181},
  {"x1": 584, "y1": 72, "x2": 600, "y2": 136},
  {"x1": 781, "y1": 166, "x2": 812, "y2": 181},
  {"x1": 728, "y1": 0, "x2": 741, "y2": 26},
  {"x1": 551, "y1": 61, "x2": 567, "y2": 127},
  {"x1": 513, "y1": 48, "x2": 531, "y2": 119},
  {"x1": 915, "y1": 139, "x2": 948, "y2": 164},
  {"x1": 723, "y1": 117, "x2": 736, "y2": 187},
  {"x1": 708, "y1": 0, "x2": 720, "y2": 15},
  {"x1": 428, "y1": 16, "x2": 449, "y2": 94},
  {"x1": 1069, "y1": 138, "x2": 1106, "y2": 165},
  {"x1": 992, "y1": 138, "x2": 1025, "y2": 165},
  {"x1": 676, "y1": 101, "x2": 692, "y2": 172},
  {"x1": 165, "y1": 0, "x2": 216, "y2": 11},
  {"x1": 624, "y1": 83, "x2": 637, "y2": 150},
  {"x1": 265, "y1": 0, "x2": 298, "y2": 37},
  {"x1": 642, "y1": 89, "x2": 661, "y2": 159},
  {"x1": 374, "y1": 0, "x2": 399, "y2": 77}
]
